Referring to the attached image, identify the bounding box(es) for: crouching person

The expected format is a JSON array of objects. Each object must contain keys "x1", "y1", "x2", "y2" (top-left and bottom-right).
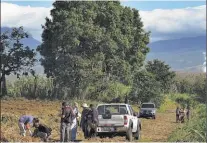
[
  {"x1": 18, "y1": 115, "x2": 34, "y2": 136},
  {"x1": 32, "y1": 118, "x2": 52, "y2": 142}
]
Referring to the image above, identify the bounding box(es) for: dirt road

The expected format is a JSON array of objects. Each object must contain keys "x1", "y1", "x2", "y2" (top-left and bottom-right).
[{"x1": 1, "y1": 99, "x2": 179, "y2": 142}]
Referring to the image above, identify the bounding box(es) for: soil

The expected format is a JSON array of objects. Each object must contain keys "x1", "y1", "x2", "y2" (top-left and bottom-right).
[{"x1": 1, "y1": 99, "x2": 179, "y2": 142}]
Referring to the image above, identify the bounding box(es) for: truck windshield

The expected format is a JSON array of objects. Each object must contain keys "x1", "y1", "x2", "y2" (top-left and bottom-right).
[
  {"x1": 141, "y1": 104, "x2": 155, "y2": 108},
  {"x1": 97, "y1": 105, "x2": 128, "y2": 115}
]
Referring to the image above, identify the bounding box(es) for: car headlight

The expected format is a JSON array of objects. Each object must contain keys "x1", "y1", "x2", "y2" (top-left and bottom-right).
[{"x1": 151, "y1": 110, "x2": 155, "y2": 114}]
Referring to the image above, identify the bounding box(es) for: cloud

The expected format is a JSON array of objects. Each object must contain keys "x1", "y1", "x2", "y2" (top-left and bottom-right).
[
  {"x1": 139, "y1": 5, "x2": 206, "y2": 41},
  {"x1": 1, "y1": 2, "x2": 206, "y2": 42},
  {"x1": 1, "y1": 2, "x2": 51, "y2": 41}
]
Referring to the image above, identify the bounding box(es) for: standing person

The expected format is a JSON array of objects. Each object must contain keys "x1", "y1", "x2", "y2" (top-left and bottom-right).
[
  {"x1": 179, "y1": 108, "x2": 185, "y2": 123},
  {"x1": 18, "y1": 115, "x2": 34, "y2": 136},
  {"x1": 32, "y1": 118, "x2": 52, "y2": 142},
  {"x1": 80, "y1": 103, "x2": 90, "y2": 139},
  {"x1": 176, "y1": 106, "x2": 180, "y2": 123},
  {"x1": 60, "y1": 102, "x2": 74, "y2": 142},
  {"x1": 71, "y1": 102, "x2": 79, "y2": 141},
  {"x1": 87, "y1": 104, "x2": 99, "y2": 138},
  {"x1": 186, "y1": 105, "x2": 190, "y2": 120},
  {"x1": 125, "y1": 95, "x2": 129, "y2": 104}
]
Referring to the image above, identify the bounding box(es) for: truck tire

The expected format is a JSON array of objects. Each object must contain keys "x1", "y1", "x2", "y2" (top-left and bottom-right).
[
  {"x1": 126, "y1": 125, "x2": 133, "y2": 141},
  {"x1": 152, "y1": 115, "x2": 156, "y2": 119},
  {"x1": 134, "y1": 124, "x2": 141, "y2": 140}
]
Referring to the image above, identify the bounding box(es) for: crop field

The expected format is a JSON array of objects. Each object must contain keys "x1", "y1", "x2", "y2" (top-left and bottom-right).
[{"x1": 1, "y1": 99, "x2": 180, "y2": 142}]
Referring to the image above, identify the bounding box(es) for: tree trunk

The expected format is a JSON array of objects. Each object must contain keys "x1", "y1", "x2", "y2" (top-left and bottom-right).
[
  {"x1": 33, "y1": 76, "x2": 37, "y2": 98},
  {"x1": 0, "y1": 73, "x2": 7, "y2": 96}
]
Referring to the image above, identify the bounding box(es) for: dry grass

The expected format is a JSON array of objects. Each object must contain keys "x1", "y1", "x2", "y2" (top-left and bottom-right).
[{"x1": 1, "y1": 99, "x2": 180, "y2": 142}]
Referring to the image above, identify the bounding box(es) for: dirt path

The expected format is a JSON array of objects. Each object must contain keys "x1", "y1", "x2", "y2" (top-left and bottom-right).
[{"x1": 1, "y1": 99, "x2": 179, "y2": 142}]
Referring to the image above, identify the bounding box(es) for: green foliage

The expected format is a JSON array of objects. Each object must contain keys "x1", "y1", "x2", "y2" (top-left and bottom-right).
[
  {"x1": 146, "y1": 59, "x2": 176, "y2": 93},
  {"x1": 7, "y1": 76, "x2": 54, "y2": 99},
  {"x1": 0, "y1": 27, "x2": 36, "y2": 96},
  {"x1": 37, "y1": 1, "x2": 150, "y2": 99},
  {"x1": 170, "y1": 93, "x2": 193, "y2": 108},
  {"x1": 173, "y1": 73, "x2": 206, "y2": 103},
  {"x1": 168, "y1": 104, "x2": 206, "y2": 142},
  {"x1": 130, "y1": 70, "x2": 164, "y2": 107},
  {"x1": 158, "y1": 96, "x2": 177, "y2": 112}
]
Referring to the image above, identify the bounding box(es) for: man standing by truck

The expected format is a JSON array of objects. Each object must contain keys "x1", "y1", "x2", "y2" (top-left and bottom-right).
[
  {"x1": 87, "y1": 104, "x2": 99, "y2": 138},
  {"x1": 80, "y1": 103, "x2": 90, "y2": 139}
]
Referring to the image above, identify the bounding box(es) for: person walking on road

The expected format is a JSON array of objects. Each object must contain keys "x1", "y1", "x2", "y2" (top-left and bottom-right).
[
  {"x1": 60, "y1": 102, "x2": 74, "y2": 142},
  {"x1": 80, "y1": 103, "x2": 90, "y2": 139},
  {"x1": 18, "y1": 115, "x2": 34, "y2": 136}
]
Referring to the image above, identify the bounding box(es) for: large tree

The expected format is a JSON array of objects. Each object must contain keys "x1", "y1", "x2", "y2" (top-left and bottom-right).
[
  {"x1": 37, "y1": 1, "x2": 150, "y2": 99},
  {"x1": 0, "y1": 27, "x2": 36, "y2": 96},
  {"x1": 145, "y1": 59, "x2": 176, "y2": 93}
]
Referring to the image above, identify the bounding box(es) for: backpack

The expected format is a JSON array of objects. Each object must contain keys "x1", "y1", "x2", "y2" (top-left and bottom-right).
[{"x1": 62, "y1": 107, "x2": 73, "y2": 123}]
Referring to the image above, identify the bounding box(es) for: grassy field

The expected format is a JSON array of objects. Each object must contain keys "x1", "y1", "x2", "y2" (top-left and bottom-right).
[{"x1": 1, "y1": 98, "x2": 181, "y2": 142}]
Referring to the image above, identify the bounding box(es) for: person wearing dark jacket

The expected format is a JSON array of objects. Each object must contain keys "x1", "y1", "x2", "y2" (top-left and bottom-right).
[
  {"x1": 32, "y1": 118, "x2": 52, "y2": 142},
  {"x1": 60, "y1": 102, "x2": 74, "y2": 142},
  {"x1": 176, "y1": 106, "x2": 180, "y2": 123},
  {"x1": 87, "y1": 104, "x2": 99, "y2": 138},
  {"x1": 80, "y1": 103, "x2": 90, "y2": 139}
]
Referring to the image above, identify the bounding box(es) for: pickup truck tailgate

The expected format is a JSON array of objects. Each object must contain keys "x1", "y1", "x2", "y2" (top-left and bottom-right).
[{"x1": 98, "y1": 115, "x2": 124, "y2": 126}]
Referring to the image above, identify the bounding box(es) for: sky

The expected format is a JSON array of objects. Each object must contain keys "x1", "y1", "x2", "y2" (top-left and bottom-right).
[{"x1": 1, "y1": 1, "x2": 206, "y2": 42}]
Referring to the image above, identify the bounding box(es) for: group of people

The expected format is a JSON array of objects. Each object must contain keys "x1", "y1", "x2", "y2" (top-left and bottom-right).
[
  {"x1": 175, "y1": 106, "x2": 190, "y2": 123},
  {"x1": 18, "y1": 102, "x2": 99, "y2": 142}
]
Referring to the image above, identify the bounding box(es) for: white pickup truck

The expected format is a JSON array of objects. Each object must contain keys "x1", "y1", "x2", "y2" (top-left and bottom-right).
[{"x1": 96, "y1": 103, "x2": 141, "y2": 141}]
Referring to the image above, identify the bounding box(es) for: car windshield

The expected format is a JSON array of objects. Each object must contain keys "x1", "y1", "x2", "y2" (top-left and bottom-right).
[
  {"x1": 141, "y1": 104, "x2": 155, "y2": 108},
  {"x1": 97, "y1": 105, "x2": 128, "y2": 115}
]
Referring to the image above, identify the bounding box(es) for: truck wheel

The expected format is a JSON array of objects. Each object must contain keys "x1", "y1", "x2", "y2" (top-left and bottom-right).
[
  {"x1": 152, "y1": 115, "x2": 156, "y2": 119},
  {"x1": 134, "y1": 125, "x2": 141, "y2": 140},
  {"x1": 126, "y1": 126, "x2": 133, "y2": 141}
]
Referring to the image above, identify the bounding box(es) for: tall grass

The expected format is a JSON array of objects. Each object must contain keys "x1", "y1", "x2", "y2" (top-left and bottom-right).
[
  {"x1": 6, "y1": 76, "x2": 54, "y2": 99},
  {"x1": 168, "y1": 104, "x2": 206, "y2": 142}
]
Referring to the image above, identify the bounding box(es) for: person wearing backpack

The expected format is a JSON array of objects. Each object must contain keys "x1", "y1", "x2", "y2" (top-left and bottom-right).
[
  {"x1": 60, "y1": 102, "x2": 74, "y2": 142},
  {"x1": 32, "y1": 118, "x2": 52, "y2": 142}
]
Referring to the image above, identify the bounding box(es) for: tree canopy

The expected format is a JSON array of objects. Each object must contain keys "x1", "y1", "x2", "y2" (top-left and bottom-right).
[
  {"x1": 37, "y1": 1, "x2": 150, "y2": 100},
  {"x1": 0, "y1": 27, "x2": 36, "y2": 96}
]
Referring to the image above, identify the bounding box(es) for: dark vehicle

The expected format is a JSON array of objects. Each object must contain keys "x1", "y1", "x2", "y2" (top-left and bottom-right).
[{"x1": 139, "y1": 103, "x2": 156, "y2": 119}]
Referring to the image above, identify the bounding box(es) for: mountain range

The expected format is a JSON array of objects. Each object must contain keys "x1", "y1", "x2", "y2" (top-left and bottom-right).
[{"x1": 1, "y1": 27, "x2": 206, "y2": 74}]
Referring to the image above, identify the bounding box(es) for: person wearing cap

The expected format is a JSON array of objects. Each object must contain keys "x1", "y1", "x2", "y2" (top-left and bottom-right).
[
  {"x1": 60, "y1": 101, "x2": 74, "y2": 142},
  {"x1": 18, "y1": 115, "x2": 34, "y2": 136},
  {"x1": 80, "y1": 103, "x2": 90, "y2": 139}
]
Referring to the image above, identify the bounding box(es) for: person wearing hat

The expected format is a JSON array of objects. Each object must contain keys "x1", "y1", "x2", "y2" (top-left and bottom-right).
[
  {"x1": 60, "y1": 101, "x2": 74, "y2": 142},
  {"x1": 80, "y1": 103, "x2": 90, "y2": 139}
]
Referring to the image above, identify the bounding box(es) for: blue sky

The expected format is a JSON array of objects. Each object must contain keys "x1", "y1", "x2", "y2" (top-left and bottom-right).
[
  {"x1": 1, "y1": 1, "x2": 206, "y2": 42},
  {"x1": 2, "y1": 1, "x2": 206, "y2": 10}
]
